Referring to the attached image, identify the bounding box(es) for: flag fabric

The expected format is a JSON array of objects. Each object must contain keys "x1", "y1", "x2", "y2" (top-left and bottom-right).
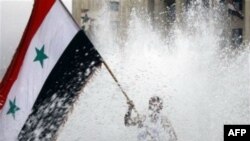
[{"x1": 0, "y1": 0, "x2": 102, "y2": 140}]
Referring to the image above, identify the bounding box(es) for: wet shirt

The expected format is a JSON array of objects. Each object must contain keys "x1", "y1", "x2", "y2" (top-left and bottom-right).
[{"x1": 136, "y1": 115, "x2": 176, "y2": 141}]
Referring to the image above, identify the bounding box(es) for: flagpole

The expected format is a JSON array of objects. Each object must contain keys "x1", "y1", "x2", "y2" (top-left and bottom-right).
[{"x1": 102, "y1": 61, "x2": 140, "y2": 116}]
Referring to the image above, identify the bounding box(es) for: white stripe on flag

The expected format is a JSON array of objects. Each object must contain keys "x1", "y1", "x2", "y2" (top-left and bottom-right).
[{"x1": 0, "y1": 1, "x2": 79, "y2": 140}]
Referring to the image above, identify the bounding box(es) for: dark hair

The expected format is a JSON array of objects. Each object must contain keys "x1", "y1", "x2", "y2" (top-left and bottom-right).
[
  {"x1": 149, "y1": 96, "x2": 163, "y2": 111},
  {"x1": 149, "y1": 96, "x2": 162, "y2": 103}
]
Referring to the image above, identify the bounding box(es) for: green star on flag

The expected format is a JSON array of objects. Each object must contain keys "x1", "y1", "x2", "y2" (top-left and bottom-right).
[
  {"x1": 34, "y1": 45, "x2": 48, "y2": 68},
  {"x1": 7, "y1": 97, "x2": 20, "y2": 119}
]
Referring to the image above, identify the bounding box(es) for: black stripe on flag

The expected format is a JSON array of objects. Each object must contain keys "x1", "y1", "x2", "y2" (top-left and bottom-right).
[{"x1": 18, "y1": 30, "x2": 102, "y2": 140}]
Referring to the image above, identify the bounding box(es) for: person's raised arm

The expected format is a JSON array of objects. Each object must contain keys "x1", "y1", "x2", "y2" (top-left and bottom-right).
[{"x1": 124, "y1": 100, "x2": 141, "y2": 127}]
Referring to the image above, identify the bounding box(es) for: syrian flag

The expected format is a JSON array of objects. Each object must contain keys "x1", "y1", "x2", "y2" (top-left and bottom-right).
[{"x1": 0, "y1": 0, "x2": 102, "y2": 140}]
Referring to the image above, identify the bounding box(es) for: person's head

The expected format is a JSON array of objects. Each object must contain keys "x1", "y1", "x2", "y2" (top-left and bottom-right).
[{"x1": 148, "y1": 96, "x2": 163, "y2": 113}]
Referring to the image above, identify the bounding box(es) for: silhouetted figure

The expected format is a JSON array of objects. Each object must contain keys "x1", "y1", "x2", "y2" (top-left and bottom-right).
[
  {"x1": 125, "y1": 96, "x2": 177, "y2": 141},
  {"x1": 81, "y1": 9, "x2": 92, "y2": 31}
]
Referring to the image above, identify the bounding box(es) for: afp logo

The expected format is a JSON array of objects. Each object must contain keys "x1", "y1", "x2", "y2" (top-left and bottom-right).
[{"x1": 224, "y1": 125, "x2": 250, "y2": 141}]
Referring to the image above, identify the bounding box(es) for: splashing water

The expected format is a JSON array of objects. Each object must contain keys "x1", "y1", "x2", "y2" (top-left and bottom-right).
[{"x1": 58, "y1": 1, "x2": 250, "y2": 141}]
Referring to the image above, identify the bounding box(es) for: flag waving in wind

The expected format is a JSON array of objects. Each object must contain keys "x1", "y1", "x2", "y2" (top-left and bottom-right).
[{"x1": 0, "y1": 0, "x2": 102, "y2": 140}]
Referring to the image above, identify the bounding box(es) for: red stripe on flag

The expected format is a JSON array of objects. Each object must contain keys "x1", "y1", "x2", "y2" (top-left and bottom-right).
[{"x1": 0, "y1": 0, "x2": 56, "y2": 109}]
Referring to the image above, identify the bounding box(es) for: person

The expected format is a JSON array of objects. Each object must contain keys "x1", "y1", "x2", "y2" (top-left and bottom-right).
[{"x1": 125, "y1": 96, "x2": 177, "y2": 141}]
